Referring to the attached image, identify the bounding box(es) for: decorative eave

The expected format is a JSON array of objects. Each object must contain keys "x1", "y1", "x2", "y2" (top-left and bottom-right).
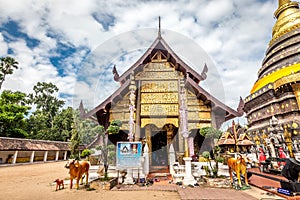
[
  {"x1": 218, "y1": 132, "x2": 236, "y2": 146},
  {"x1": 85, "y1": 134, "x2": 103, "y2": 149},
  {"x1": 79, "y1": 101, "x2": 100, "y2": 122},
  {"x1": 185, "y1": 76, "x2": 243, "y2": 121},
  {"x1": 114, "y1": 35, "x2": 206, "y2": 85},
  {"x1": 80, "y1": 79, "x2": 131, "y2": 119},
  {"x1": 236, "y1": 139, "x2": 254, "y2": 146}
]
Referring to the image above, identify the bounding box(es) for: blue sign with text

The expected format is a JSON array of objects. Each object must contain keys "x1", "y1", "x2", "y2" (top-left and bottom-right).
[
  {"x1": 277, "y1": 188, "x2": 292, "y2": 196},
  {"x1": 116, "y1": 142, "x2": 142, "y2": 169}
]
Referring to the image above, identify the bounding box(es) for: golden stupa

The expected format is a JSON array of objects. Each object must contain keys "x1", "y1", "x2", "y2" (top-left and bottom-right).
[{"x1": 244, "y1": 0, "x2": 300, "y2": 156}]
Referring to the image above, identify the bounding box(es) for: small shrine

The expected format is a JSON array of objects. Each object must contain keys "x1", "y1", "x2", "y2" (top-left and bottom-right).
[
  {"x1": 218, "y1": 121, "x2": 254, "y2": 154},
  {"x1": 218, "y1": 131, "x2": 236, "y2": 153}
]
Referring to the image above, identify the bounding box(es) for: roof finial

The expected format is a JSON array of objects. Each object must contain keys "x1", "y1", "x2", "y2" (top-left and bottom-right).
[
  {"x1": 278, "y1": 0, "x2": 291, "y2": 7},
  {"x1": 275, "y1": 0, "x2": 297, "y2": 18},
  {"x1": 270, "y1": 0, "x2": 300, "y2": 45},
  {"x1": 158, "y1": 16, "x2": 161, "y2": 38}
]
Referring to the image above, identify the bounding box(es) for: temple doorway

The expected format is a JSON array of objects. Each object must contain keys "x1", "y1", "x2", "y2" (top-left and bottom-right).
[
  {"x1": 151, "y1": 131, "x2": 168, "y2": 166},
  {"x1": 141, "y1": 123, "x2": 178, "y2": 168}
]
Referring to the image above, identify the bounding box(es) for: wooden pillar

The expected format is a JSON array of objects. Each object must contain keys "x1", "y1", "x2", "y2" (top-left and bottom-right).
[
  {"x1": 30, "y1": 151, "x2": 35, "y2": 163},
  {"x1": 167, "y1": 131, "x2": 173, "y2": 145},
  {"x1": 12, "y1": 150, "x2": 18, "y2": 164},
  {"x1": 63, "y1": 151, "x2": 68, "y2": 160},
  {"x1": 55, "y1": 151, "x2": 59, "y2": 161},
  {"x1": 43, "y1": 151, "x2": 48, "y2": 162}
]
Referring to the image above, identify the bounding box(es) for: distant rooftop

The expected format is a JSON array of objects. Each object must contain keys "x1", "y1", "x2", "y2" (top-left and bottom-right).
[{"x1": 0, "y1": 137, "x2": 71, "y2": 151}]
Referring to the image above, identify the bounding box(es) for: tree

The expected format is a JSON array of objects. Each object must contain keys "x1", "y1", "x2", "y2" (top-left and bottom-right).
[
  {"x1": 70, "y1": 123, "x2": 81, "y2": 160},
  {"x1": 29, "y1": 82, "x2": 65, "y2": 126},
  {"x1": 199, "y1": 127, "x2": 222, "y2": 157},
  {"x1": 0, "y1": 57, "x2": 19, "y2": 90},
  {"x1": 199, "y1": 127, "x2": 222, "y2": 138},
  {"x1": 27, "y1": 82, "x2": 65, "y2": 140},
  {"x1": 73, "y1": 110, "x2": 100, "y2": 145},
  {"x1": 26, "y1": 113, "x2": 49, "y2": 140},
  {"x1": 98, "y1": 120, "x2": 122, "y2": 178},
  {"x1": 50, "y1": 107, "x2": 74, "y2": 141},
  {"x1": 0, "y1": 90, "x2": 30, "y2": 138},
  {"x1": 27, "y1": 107, "x2": 74, "y2": 141}
]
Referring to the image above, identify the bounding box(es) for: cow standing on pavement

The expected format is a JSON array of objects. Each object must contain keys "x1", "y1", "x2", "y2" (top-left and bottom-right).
[
  {"x1": 228, "y1": 154, "x2": 249, "y2": 188},
  {"x1": 65, "y1": 159, "x2": 90, "y2": 189}
]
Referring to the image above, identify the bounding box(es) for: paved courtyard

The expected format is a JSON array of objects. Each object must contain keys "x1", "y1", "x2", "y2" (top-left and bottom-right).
[{"x1": 0, "y1": 161, "x2": 287, "y2": 200}]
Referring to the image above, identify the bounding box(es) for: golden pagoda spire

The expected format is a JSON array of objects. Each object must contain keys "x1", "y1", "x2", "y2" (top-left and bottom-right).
[
  {"x1": 279, "y1": 0, "x2": 291, "y2": 8},
  {"x1": 275, "y1": 0, "x2": 297, "y2": 18},
  {"x1": 270, "y1": 0, "x2": 300, "y2": 45}
]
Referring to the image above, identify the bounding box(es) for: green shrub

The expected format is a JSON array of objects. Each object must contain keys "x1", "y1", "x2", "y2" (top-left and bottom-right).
[
  {"x1": 216, "y1": 156, "x2": 224, "y2": 163},
  {"x1": 107, "y1": 120, "x2": 122, "y2": 134},
  {"x1": 202, "y1": 151, "x2": 210, "y2": 159},
  {"x1": 81, "y1": 149, "x2": 94, "y2": 158}
]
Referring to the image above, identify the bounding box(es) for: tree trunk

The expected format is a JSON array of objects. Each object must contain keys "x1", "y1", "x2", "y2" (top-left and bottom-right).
[{"x1": 103, "y1": 133, "x2": 109, "y2": 178}]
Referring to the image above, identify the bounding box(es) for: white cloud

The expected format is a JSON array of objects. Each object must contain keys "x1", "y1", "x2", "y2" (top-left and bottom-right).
[
  {"x1": 0, "y1": 0, "x2": 282, "y2": 127},
  {"x1": 0, "y1": 33, "x2": 8, "y2": 55}
]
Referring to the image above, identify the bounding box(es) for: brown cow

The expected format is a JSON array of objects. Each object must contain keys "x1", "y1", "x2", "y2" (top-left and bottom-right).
[
  {"x1": 54, "y1": 179, "x2": 64, "y2": 191},
  {"x1": 65, "y1": 159, "x2": 90, "y2": 189},
  {"x1": 228, "y1": 154, "x2": 249, "y2": 188}
]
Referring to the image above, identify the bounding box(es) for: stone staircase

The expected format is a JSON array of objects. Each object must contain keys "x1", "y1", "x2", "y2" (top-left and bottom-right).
[{"x1": 148, "y1": 166, "x2": 171, "y2": 180}]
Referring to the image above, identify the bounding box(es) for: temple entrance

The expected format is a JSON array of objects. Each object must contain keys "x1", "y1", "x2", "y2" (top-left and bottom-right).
[
  {"x1": 151, "y1": 131, "x2": 168, "y2": 166},
  {"x1": 141, "y1": 123, "x2": 179, "y2": 170}
]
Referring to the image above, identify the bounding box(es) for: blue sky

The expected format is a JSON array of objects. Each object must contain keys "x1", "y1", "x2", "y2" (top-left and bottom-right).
[{"x1": 0, "y1": 0, "x2": 281, "y2": 128}]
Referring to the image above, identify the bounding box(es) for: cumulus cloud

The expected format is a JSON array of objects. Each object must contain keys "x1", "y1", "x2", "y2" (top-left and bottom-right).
[
  {"x1": 0, "y1": 0, "x2": 280, "y2": 127},
  {"x1": 0, "y1": 33, "x2": 8, "y2": 55}
]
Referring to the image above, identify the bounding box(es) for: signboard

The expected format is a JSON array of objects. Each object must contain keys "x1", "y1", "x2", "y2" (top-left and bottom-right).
[
  {"x1": 116, "y1": 142, "x2": 142, "y2": 169},
  {"x1": 277, "y1": 188, "x2": 292, "y2": 196}
]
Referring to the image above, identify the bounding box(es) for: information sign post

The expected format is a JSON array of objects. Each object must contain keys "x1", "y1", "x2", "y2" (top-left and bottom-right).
[{"x1": 116, "y1": 142, "x2": 142, "y2": 184}]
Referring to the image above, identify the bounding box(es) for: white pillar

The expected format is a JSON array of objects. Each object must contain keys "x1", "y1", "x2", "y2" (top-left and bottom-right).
[
  {"x1": 30, "y1": 151, "x2": 35, "y2": 163},
  {"x1": 179, "y1": 86, "x2": 196, "y2": 185},
  {"x1": 183, "y1": 157, "x2": 197, "y2": 185},
  {"x1": 169, "y1": 144, "x2": 176, "y2": 175},
  {"x1": 55, "y1": 151, "x2": 59, "y2": 161},
  {"x1": 63, "y1": 151, "x2": 67, "y2": 160},
  {"x1": 12, "y1": 150, "x2": 18, "y2": 164},
  {"x1": 143, "y1": 143, "x2": 149, "y2": 176},
  {"x1": 43, "y1": 151, "x2": 48, "y2": 162},
  {"x1": 124, "y1": 168, "x2": 135, "y2": 184},
  {"x1": 124, "y1": 75, "x2": 136, "y2": 185},
  {"x1": 188, "y1": 137, "x2": 195, "y2": 157},
  {"x1": 139, "y1": 157, "x2": 146, "y2": 178}
]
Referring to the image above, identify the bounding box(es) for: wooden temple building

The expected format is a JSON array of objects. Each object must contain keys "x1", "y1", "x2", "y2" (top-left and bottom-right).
[
  {"x1": 244, "y1": 0, "x2": 300, "y2": 158},
  {"x1": 80, "y1": 23, "x2": 243, "y2": 168}
]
